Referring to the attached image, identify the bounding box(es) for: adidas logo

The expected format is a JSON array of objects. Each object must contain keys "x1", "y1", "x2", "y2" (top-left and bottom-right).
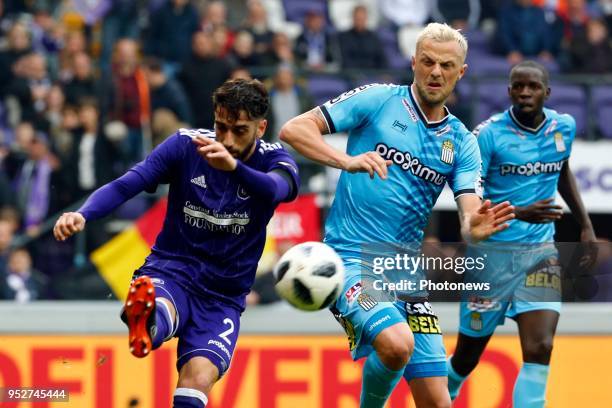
[{"x1": 190, "y1": 175, "x2": 207, "y2": 188}]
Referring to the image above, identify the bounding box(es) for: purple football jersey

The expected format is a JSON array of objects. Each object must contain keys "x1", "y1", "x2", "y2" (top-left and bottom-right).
[{"x1": 130, "y1": 128, "x2": 299, "y2": 309}]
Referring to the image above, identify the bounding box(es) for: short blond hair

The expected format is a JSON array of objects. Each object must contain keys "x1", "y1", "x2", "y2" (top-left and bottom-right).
[{"x1": 416, "y1": 23, "x2": 468, "y2": 62}]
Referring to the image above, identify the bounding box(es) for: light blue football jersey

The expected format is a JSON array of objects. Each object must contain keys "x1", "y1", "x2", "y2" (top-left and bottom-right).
[
  {"x1": 320, "y1": 83, "x2": 482, "y2": 259},
  {"x1": 474, "y1": 107, "x2": 576, "y2": 243}
]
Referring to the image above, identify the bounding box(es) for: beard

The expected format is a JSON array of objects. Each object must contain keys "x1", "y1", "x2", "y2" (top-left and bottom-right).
[
  {"x1": 416, "y1": 82, "x2": 451, "y2": 106},
  {"x1": 228, "y1": 136, "x2": 257, "y2": 161}
]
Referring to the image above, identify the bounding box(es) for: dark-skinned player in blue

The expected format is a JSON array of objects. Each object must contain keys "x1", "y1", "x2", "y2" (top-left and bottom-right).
[{"x1": 53, "y1": 79, "x2": 300, "y2": 408}]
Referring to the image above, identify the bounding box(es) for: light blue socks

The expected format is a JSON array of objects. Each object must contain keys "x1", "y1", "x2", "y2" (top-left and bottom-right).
[
  {"x1": 446, "y1": 356, "x2": 467, "y2": 400},
  {"x1": 513, "y1": 363, "x2": 550, "y2": 408},
  {"x1": 360, "y1": 351, "x2": 405, "y2": 407}
]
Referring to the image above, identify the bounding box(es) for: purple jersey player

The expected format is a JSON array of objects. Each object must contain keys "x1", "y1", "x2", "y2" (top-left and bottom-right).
[{"x1": 53, "y1": 79, "x2": 300, "y2": 408}]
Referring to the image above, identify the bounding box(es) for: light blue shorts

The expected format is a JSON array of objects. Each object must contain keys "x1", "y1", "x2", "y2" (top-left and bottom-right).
[
  {"x1": 331, "y1": 261, "x2": 446, "y2": 379},
  {"x1": 459, "y1": 243, "x2": 561, "y2": 337}
]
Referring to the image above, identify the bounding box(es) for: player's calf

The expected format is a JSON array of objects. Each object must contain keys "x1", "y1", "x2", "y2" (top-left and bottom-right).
[{"x1": 174, "y1": 356, "x2": 219, "y2": 407}]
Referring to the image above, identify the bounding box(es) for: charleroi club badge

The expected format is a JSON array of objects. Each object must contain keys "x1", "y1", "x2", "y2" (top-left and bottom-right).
[{"x1": 441, "y1": 139, "x2": 454, "y2": 165}]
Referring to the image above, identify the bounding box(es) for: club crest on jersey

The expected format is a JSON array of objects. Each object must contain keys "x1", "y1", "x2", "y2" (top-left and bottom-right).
[
  {"x1": 440, "y1": 140, "x2": 454, "y2": 165},
  {"x1": 190, "y1": 175, "x2": 207, "y2": 188},
  {"x1": 554, "y1": 132, "x2": 566, "y2": 152},
  {"x1": 357, "y1": 292, "x2": 378, "y2": 311},
  {"x1": 237, "y1": 185, "x2": 250, "y2": 200},
  {"x1": 470, "y1": 312, "x2": 483, "y2": 331}
]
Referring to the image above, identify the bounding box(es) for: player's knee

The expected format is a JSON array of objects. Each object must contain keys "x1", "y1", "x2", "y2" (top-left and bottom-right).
[
  {"x1": 375, "y1": 325, "x2": 414, "y2": 370},
  {"x1": 523, "y1": 338, "x2": 554, "y2": 363},
  {"x1": 177, "y1": 358, "x2": 220, "y2": 395},
  {"x1": 178, "y1": 372, "x2": 216, "y2": 394}
]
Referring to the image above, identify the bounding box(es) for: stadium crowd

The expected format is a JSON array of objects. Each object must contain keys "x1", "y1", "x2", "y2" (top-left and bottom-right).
[{"x1": 0, "y1": 0, "x2": 611, "y2": 301}]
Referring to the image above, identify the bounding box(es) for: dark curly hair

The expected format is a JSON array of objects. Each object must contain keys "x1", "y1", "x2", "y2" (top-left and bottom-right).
[{"x1": 212, "y1": 79, "x2": 269, "y2": 122}]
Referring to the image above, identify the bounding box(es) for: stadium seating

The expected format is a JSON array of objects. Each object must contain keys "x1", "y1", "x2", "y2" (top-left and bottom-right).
[
  {"x1": 282, "y1": 0, "x2": 328, "y2": 23},
  {"x1": 592, "y1": 86, "x2": 612, "y2": 139},
  {"x1": 547, "y1": 83, "x2": 587, "y2": 137},
  {"x1": 307, "y1": 75, "x2": 351, "y2": 105}
]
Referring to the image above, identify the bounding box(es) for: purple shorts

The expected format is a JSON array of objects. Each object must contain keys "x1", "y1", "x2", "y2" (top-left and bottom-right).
[{"x1": 134, "y1": 269, "x2": 241, "y2": 376}]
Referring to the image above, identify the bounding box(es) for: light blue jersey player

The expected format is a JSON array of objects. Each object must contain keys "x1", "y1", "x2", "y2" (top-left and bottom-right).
[
  {"x1": 281, "y1": 23, "x2": 514, "y2": 408},
  {"x1": 448, "y1": 61, "x2": 596, "y2": 408}
]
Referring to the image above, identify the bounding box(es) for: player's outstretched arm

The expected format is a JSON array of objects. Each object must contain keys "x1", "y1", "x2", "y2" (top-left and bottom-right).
[
  {"x1": 279, "y1": 108, "x2": 392, "y2": 179},
  {"x1": 514, "y1": 198, "x2": 563, "y2": 223},
  {"x1": 457, "y1": 195, "x2": 515, "y2": 243},
  {"x1": 53, "y1": 170, "x2": 151, "y2": 242},
  {"x1": 53, "y1": 212, "x2": 86, "y2": 241}
]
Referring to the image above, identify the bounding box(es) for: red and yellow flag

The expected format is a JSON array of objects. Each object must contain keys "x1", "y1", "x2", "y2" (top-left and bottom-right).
[{"x1": 91, "y1": 198, "x2": 167, "y2": 300}]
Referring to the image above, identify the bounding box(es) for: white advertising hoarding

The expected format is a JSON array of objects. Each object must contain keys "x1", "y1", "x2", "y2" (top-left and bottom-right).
[{"x1": 434, "y1": 141, "x2": 612, "y2": 213}]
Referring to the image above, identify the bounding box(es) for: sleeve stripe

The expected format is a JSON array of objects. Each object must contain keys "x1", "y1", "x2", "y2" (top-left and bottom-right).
[
  {"x1": 319, "y1": 105, "x2": 336, "y2": 134},
  {"x1": 453, "y1": 189, "x2": 478, "y2": 199}
]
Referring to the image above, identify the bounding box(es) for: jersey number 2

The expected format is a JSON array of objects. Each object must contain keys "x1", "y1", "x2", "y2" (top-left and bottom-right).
[{"x1": 219, "y1": 318, "x2": 235, "y2": 345}]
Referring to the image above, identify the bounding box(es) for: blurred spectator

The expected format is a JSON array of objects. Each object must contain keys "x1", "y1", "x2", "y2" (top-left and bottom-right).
[
  {"x1": 2, "y1": 248, "x2": 47, "y2": 301},
  {"x1": 100, "y1": 0, "x2": 140, "y2": 71},
  {"x1": 0, "y1": 22, "x2": 33, "y2": 96},
  {"x1": 431, "y1": 0, "x2": 481, "y2": 30},
  {"x1": 11, "y1": 131, "x2": 55, "y2": 232},
  {"x1": 58, "y1": 30, "x2": 87, "y2": 81},
  {"x1": 30, "y1": 7, "x2": 63, "y2": 77},
  {"x1": 143, "y1": 57, "x2": 192, "y2": 126},
  {"x1": 294, "y1": 9, "x2": 340, "y2": 70},
  {"x1": 563, "y1": 18, "x2": 612, "y2": 73},
  {"x1": 101, "y1": 38, "x2": 150, "y2": 166},
  {"x1": 34, "y1": 83, "x2": 65, "y2": 136},
  {"x1": 0, "y1": 219, "x2": 15, "y2": 288},
  {"x1": 62, "y1": 52, "x2": 98, "y2": 105},
  {"x1": 495, "y1": 0, "x2": 557, "y2": 64},
  {"x1": 201, "y1": 1, "x2": 235, "y2": 57},
  {"x1": 229, "y1": 66, "x2": 252, "y2": 80},
  {"x1": 52, "y1": 104, "x2": 80, "y2": 159},
  {"x1": 228, "y1": 30, "x2": 260, "y2": 67},
  {"x1": 72, "y1": 99, "x2": 116, "y2": 196},
  {"x1": 601, "y1": 0, "x2": 612, "y2": 31},
  {"x1": 379, "y1": 0, "x2": 432, "y2": 28},
  {"x1": 241, "y1": 0, "x2": 274, "y2": 59},
  {"x1": 145, "y1": 0, "x2": 199, "y2": 77},
  {"x1": 5, "y1": 53, "x2": 52, "y2": 127},
  {"x1": 261, "y1": 32, "x2": 295, "y2": 66},
  {"x1": 338, "y1": 5, "x2": 387, "y2": 70},
  {"x1": 266, "y1": 64, "x2": 313, "y2": 141},
  {"x1": 177, "y1": 31, "x2": 231, "y2": 129},
  {"x1": 558, "y1": 0, "x2": 601, "y2": 43}
]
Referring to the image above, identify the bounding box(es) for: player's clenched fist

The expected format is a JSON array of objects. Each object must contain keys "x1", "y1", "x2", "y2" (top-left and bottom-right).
[
  {"x1": 345, "y1": 151, "x2": 392, "y2": 179},
  {"x1": 53, "y1": 212, "x2": 86, "y2": 241},
  {"x1": 192, "y1": 136, "x2": 237, "y2": 171}
]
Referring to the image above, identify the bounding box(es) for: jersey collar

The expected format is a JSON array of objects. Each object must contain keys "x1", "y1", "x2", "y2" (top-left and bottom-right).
[
  {"x1": 408, "y1": 84, "x2": 450, "y2": 128},
  {"x1": 508, "y1": 107, "x2": 548, "y2": 134}
]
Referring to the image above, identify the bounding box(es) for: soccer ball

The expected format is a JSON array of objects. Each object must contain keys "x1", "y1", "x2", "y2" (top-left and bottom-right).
[{"x1": 273, "y1": 241, "x2": 345, "y2": 311}]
